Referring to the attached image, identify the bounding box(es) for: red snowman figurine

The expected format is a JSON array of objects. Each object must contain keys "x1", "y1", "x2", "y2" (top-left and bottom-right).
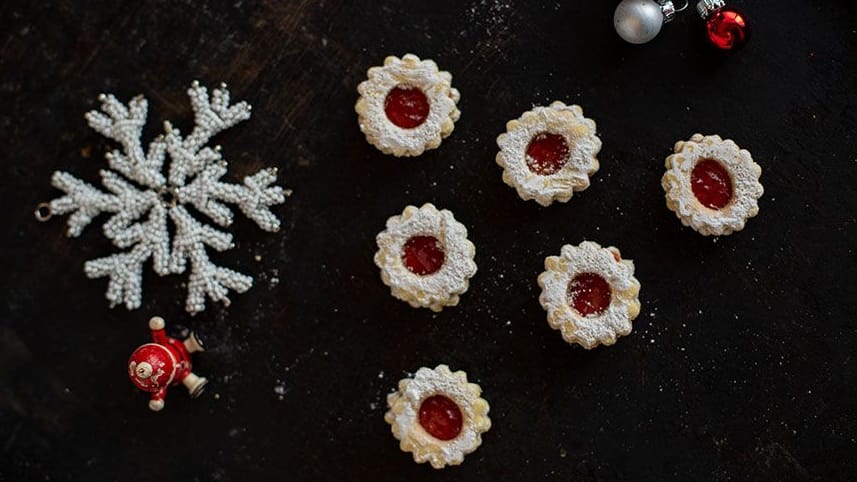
[{"x1": 128, "y1": 316, "x2": 208, "y2": 411}]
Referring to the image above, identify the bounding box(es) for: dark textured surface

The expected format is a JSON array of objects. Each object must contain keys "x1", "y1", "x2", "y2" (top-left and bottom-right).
[{"x1": 1, "y1": 1, "x2": 856, "y2": 480}]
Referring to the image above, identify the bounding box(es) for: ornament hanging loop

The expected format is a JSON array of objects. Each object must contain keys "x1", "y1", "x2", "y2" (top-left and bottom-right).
[
  {"x1": 660, "y1": 0, "x2": 690, "y2": 22},
  {"x1": 35, "y1": 202, "x2": 52, "y2": 221}
]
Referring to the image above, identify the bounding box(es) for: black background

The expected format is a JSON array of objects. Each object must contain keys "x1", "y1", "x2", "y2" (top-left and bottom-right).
[{"x1": 1, "y1": 1, "x2": 856, "y2": 480}]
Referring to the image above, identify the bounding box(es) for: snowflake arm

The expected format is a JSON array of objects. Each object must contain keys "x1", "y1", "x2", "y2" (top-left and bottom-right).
[
  {"x1": 84, "y1": 203, "x2": 169, "y2": 309},
  {"x1": 169, "y1": 206, "x2": 252, "y2": 314},
  {"x1": 167, "y1": 82, "x2": 252, "y2": 186},
  {"x1": 47, "y1": 171, "x2": 121, "y2": 236},
  {"x1": 176, "y1": 163, "x2": 285, "y2": 232},
  {"x1": 85, "y1": 94, "x2": 167, "y2": 188}
]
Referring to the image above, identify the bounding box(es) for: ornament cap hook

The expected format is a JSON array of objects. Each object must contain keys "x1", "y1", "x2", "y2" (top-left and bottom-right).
[{"x1": 661, "y1": 1, "x2": 689, "y2": 23}]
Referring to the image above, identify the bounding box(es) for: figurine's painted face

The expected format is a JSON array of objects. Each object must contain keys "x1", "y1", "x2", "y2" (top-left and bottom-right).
[{"x1": 134, "y1": 362, "x2": 153, "y2": 379}]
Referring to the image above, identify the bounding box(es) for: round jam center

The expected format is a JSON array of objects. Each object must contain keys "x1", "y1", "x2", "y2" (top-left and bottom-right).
[
  {"x1": 525, "y1": 132, "x2": 570, "y2": 176},
  {"x1": 402, "y1": 236, "x2": 445, "y2": 276},
  {"x1": 691, "y1": 159, "x2": 733, "y2": 209},
  {"x1": 384, "y1": 86, "x2": 430, "y2": 129},
  {"x1": 567, "y1": 273, "x2": 612, "y2": 316},
  {"x1": 418, "y1": 395, "x2": 463, "y2": 441}
]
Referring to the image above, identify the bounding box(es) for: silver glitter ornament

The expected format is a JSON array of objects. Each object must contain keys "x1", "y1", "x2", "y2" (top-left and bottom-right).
[
  {"x1": 614, "y1": 0, "x2": 685, "y2": 44},
  {"x1": 37, "y1": 81, "x2": 289, "y2": 314}
]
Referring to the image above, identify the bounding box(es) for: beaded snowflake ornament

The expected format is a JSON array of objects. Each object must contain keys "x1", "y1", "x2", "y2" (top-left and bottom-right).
[{"x1": 36, "y1": 81, "x2": 287, "y2": 314}]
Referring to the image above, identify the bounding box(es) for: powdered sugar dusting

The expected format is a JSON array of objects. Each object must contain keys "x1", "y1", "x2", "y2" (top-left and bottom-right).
[
  {"x1": 385, "y1": 365, "x2": 490, "y2": 469},
  {"x1": 356, "y1": 54, "x2": 460, "y2": 157},
  {"x1": 497, "y1": 102, "x2": 601, "y2": 206},
  {"x1": 538, "y1": 241, "x2": 642, "y2": 349},
  {"x1": 663, "y1": 134, "x2": 764, "y2": 236},
  {"x1": 375, "y1": 203, "x2": 477, "y2": 311}
]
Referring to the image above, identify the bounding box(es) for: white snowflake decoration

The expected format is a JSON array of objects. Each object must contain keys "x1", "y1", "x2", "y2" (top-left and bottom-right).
[{"x1": 37, "y1": 81, "x2": 287, "y2": 314}]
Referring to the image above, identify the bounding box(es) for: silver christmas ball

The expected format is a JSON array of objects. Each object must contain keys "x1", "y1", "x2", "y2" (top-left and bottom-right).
[{"x1": 614, "y1": 0, "x2": 665, "y2": 44}]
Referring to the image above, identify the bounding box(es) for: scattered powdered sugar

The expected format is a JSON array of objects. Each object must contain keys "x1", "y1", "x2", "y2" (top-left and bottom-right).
[
  {"x1": 273, "y1": 379, "x2": 289, "y2": 400},
  {"x1": 467, "y1": 0, "x2": 514, "y2": 36}
]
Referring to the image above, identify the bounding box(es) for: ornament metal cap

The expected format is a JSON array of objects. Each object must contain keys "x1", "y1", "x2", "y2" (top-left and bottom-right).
[
  {"x1": 696, "y1": 0, "x2": 726, "y2": 18},
  {"x1": 661, "y1": 1, "x2": 678, "y2": 22}
]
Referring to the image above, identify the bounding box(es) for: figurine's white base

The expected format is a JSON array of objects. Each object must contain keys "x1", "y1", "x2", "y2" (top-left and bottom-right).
[
  {"x1": 183, "y1": 332, "x2": 204, "y2": 353},
  {"x1": 183, "y1": 373, "x2": 208, "y2": 398}
]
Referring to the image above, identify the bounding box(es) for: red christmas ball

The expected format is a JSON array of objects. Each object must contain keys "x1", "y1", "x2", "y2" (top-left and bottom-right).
[{"x1": 705, "y1": 7, "x2": 751, "y2": 51}]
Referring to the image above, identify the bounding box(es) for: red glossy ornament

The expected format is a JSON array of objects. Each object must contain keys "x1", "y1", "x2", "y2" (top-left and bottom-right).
[
  {"x1": 402, "y1": 235, "x2": 445, "y2": 276},
  {"x1": 128, "y1": 316, "x2": 207, "y2": 411},
  {"x1": 697, "y1": 1, "x2": 750, "y2": 51},
  {"x1": 567, "y1": 272, "x2": 612, "y2": 316},
  {"x1": 384, "y1": 86, "x2": 430, "y2": 129},
  {"x1": 418, "y1": 395, "x2": 463, "y2": 441},
  {"x1": 691, "y1": 159, "x2": 733, "y2": 209},
  {"x1": 526, "y1": 132, "x2": 570, "y2": 175}
]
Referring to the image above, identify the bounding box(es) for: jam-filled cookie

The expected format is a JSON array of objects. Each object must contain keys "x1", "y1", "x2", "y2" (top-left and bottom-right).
[
  {"x1": 356, "y1": 54, "x2": 460, "y2": 157},
  {"x1": 496, "y1": 101, "x2": 601, "y2": 206},
  {"x1": 538, "y1": 241, "x2": 641, "y2": 349},
  {"x1": 385, "y1": 365, "x2": 491, "y2": 469},
  {"x1": 662, "y1": 134, "x2": 763, "y2": 236},
  {"x1": 375, "y1": 203, "x2": 476, "y2": 311}
]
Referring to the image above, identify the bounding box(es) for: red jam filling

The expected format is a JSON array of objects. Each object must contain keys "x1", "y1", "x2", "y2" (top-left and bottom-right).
[
  {"x1": 567, "y1": 273, "x2": 612, "y2": 316},
  {"x1": 418, "y1": 395, "x2": 463, "y2": 441},
  {"x1": 525, "y1": 132, "x2": 570, "y2": 175},
  {"x1": 402, "y1": 236, "x2": 445, "y2": 276},
  {"x1": 691, "y1": 159, "x2": 733, "y2": 209},
  {"x1": 384, "y1": 86, "x2": 430, "y2": 129}
]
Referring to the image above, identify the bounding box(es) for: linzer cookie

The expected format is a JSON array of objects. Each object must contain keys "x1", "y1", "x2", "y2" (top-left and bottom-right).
[
  {"x1": 538, "y1": 241, "x2": 641, "y2": 349},
  {"x1": 385, "y1": 365, "x2": 491, "y2": 469},
  {"x1": 374, "y1": 203, "x2": 476, "y2": 311},
  {"x1": 662, "y1": 134, "x2": 763, "y2": 236},
  {"x1": 496, "y1": 101, "x2": 601, "y2": 206},
  {"x1": 356, "y1": 54, "x2": 460, "y2": 156}
]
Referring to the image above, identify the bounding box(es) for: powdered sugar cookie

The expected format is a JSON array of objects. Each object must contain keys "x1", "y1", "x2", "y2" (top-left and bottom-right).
[
  {"x1": 385, "y1": 364, "x2": 491, "y2": 469},
  {"x1": 662, "y1": 134, "x2": 763, "y2": 236},
  {"x1": 356, "y1": 54, "x2": 460, "y2": 157},
  {"x1": 538, "y1": 241, "x2": 641, "y2": 349},
  {"x1": 496, "y1": 101, "x2": 601, "y2": 206},
  {"x1": 374, "y1": 203, "x2": 476, "y2": 311}
]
